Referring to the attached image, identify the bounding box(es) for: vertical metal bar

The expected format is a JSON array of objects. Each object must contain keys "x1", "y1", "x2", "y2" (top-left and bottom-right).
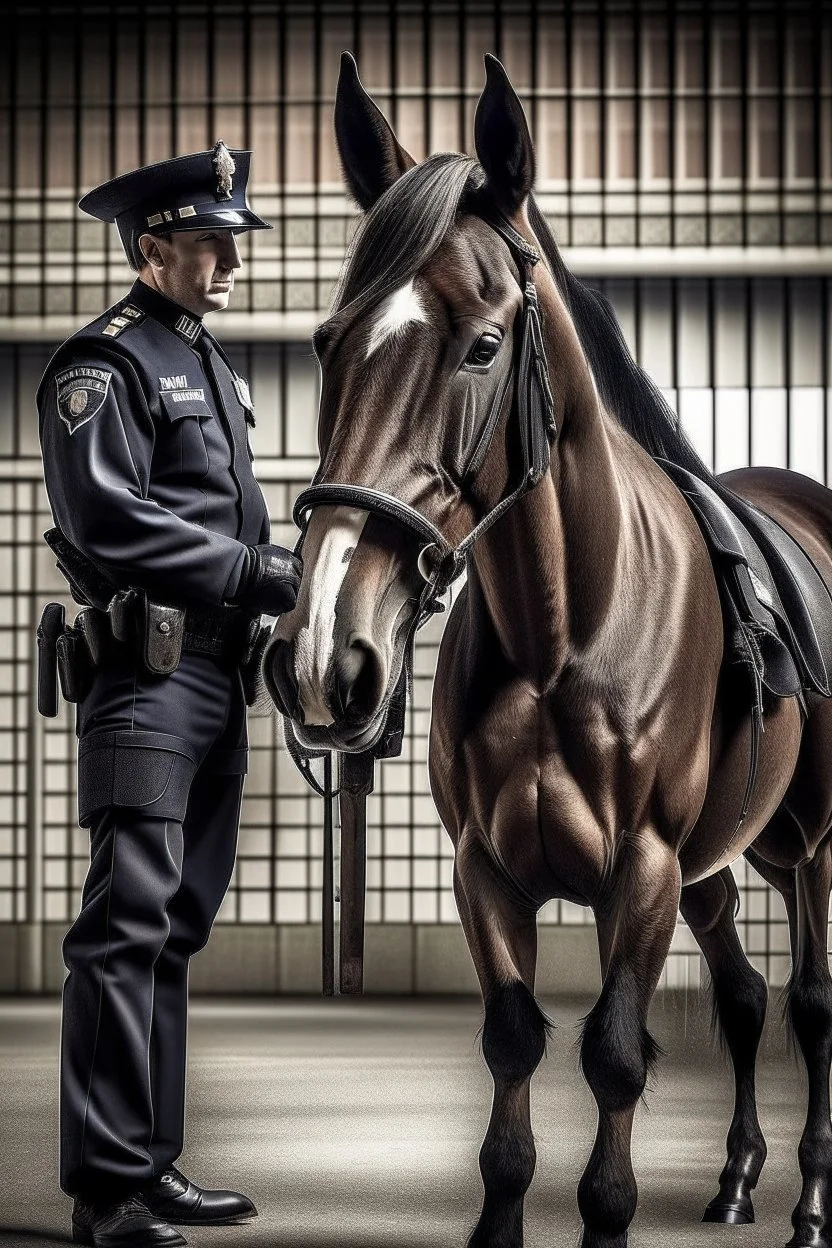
[
  {"x1": 823, "y1": 275, "x2": 829, "y2": 485},
  {"x1": 38, "y1": 18, "x2": 48, "y2": 320},
  {"x1": 776, "y1": 0, "x2": 785, "y2": 246},
  {"x1": 812, "y1": 0, "x2": 822, "y2": 247},
  {"x1": 8, "y1": 6, "x2": 17, "y2": 325},
  {"x1": 423, "y1": 0, "x2": 431, "y2": 157},
  {"x1": 138, "y1": 7, "x2": 147, "y2": 166},
  {"x1": 22, "y1": 484, "x2": 44, "y2": 993},
  {"x1": 278, "y1": 5, "x2": 287, "y2": 315},
  {"x1": 170, "y1": 4, "x2": 178, "y2": 154},
  {"x1": 739, "y1": 0, "x2": 749, "y2": 247},
  {"x1": 703, "y1": 0, "x2": 711, "y2": 246},
  {"x1": 784, "y1": 275, "x2": 792, "y2": 468},
  {"x1": 242, "y1": 3, "x2": 253, "y2": 317},
  {"x1": 746, "y1": 272, "x2": 753, "y2": 472},
  {"x1": 322, "y1": 753, "x2": 334, "y2": 995},
  {"x1": 457, "y1": 0, "x2": 466, "y2": 154},
  {"x1": 313, "y1": 0, "x2": 322, "y2": 321},
  {"x1": 207, "y1": 4, "x2": 216, "y2": 146},
  {"x1": 634, "y1": 0, "x2": 641, "y2": 247},
  {"x1": 72, "y1": 11, "x2": 82, "y2": 318},
  {"x1": 599, "y1": 0, "x2": 606, "y2": 247},
  {"x1": 389, "y1": 0, "x2": 398, "y2": 133},
  {"x1": 565, "y1": 0, "x2": 573, "y2": 245},
  {"x1": 667, "y1": 0, "x2": 676, "y2": 246},
  {"x1": 708, "y1": 276, "x2": 718, "y2": 464}
]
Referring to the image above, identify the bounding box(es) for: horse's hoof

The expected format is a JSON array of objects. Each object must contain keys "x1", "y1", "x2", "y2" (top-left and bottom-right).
[{"x1": 703, "y1": 1201, "x2": 754, "y2": 1225}]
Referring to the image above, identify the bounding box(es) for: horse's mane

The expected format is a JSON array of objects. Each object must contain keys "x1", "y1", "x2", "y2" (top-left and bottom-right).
[
  {"x1": 329, "y1": 151, "x2": 716, "y2": 489},
  {"x1": 526, "y1": 198, "x2": 718, "y2": 487}
]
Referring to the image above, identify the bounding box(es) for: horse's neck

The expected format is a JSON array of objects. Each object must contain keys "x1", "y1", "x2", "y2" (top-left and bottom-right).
[{"x1": 470, "y1": 312, "x2": 625, "y2": 687}]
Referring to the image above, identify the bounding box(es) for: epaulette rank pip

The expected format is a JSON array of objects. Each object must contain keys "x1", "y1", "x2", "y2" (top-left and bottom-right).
[{"x1": 102, "y1": 303, "x2": 146, "y2": 338}]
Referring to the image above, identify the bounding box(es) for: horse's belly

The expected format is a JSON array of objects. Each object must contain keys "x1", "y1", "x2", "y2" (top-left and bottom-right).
[{"x1": 678, "y1": 693, "x2": 802, "y2": 884}]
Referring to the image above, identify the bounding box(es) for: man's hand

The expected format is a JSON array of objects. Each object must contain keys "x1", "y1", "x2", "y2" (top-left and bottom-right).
[{"x1": 234, "y1": 544, "x2": 303, "y2": 616}]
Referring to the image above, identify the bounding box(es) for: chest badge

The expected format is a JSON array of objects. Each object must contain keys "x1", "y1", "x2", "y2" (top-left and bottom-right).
[{"x1": 55, "y1": 367, "x2": 113, "y2": 434}]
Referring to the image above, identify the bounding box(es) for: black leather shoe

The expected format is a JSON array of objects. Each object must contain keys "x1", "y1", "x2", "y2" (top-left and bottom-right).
[
  {"x1": 72, "y1": 1193, "x2": 187, "y2": 1246},
  {"x1": 143, "y1": 1166, "x2": 257, "y2": 1225}
]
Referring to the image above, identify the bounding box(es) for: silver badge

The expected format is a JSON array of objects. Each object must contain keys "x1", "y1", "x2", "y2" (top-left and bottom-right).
[{"x1": 212, "y1": 140, "x2": 235, "y2": 201}]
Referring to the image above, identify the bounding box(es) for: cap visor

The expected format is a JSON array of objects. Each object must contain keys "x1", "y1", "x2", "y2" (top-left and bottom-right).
[{"x1": 158, "y1": 208, "x2": 273, "y2": 233}]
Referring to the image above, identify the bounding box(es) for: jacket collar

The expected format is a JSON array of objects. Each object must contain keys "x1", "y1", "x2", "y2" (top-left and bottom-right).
[{"x1": 126, "y1": 279, "x2": 204, "y2": 346}]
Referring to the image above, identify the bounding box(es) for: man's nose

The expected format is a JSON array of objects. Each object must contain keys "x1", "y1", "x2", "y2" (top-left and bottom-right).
[{"x1": 219, "y1": 234, "x2": 242, "y2": 270}]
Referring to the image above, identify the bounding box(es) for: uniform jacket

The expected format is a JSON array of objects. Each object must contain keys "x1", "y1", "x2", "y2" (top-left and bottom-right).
[{"x1": 38, "y1": 278, "x2": 270, "y2": 606}]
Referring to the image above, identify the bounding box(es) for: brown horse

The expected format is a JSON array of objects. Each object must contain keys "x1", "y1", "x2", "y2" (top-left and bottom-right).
[{"x1": 265, "y1": 52, "x2": 832, "y2": 1248}]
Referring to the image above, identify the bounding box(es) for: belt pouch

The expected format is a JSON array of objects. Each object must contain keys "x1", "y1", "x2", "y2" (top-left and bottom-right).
[
  {"x1": 143, "y1": 600, "x2": 186, "y2": 675},
  {"x1": 36, "y1": 602, "x2": 65, "y2": 717},
  {"x1": 56, "y1": 627, "x2": 94, "y2": 704}
]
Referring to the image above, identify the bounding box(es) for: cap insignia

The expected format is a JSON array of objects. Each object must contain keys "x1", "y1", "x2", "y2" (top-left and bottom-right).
[{"x1": 212, "y1": 140, "x2": 235, "y2": 201}]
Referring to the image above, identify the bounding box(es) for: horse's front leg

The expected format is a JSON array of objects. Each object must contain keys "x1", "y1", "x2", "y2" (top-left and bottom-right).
[
  {"x1": 454, "y1": 831, "x2": 548, "y2": 1248},
  {"x1": 578, "y1": 830, "x2": 681, "y2": 1248}
]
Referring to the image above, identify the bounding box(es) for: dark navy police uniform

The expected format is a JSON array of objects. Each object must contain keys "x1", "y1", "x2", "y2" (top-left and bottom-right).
[{"x1": 37, "y1": 146, "x2": 296, "y2": 1221}]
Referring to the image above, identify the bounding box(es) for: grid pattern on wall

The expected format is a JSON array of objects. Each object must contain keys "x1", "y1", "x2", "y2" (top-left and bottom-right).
[
  {"x1": 1, "y1": 274, "x2": 829, "y2": 987},
  {"x1": 2, "y1": 1, "x2": 830, "y2": 322}
]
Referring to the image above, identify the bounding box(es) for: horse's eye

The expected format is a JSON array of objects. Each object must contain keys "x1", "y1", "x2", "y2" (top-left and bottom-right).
[{"x1": 464, "y1": 332, "x2": 502, "y2": 370}]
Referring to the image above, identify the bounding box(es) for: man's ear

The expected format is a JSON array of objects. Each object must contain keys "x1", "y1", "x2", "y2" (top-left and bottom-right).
[
  {"x1": 138, "y1": 233, "x2": 165, "y2": 269},
  {"x1": 334, "y1": 51, "x2": 415, "y2": 210},
  {"x1": 473, "y1": 54, "x2": 536, "y2": 218}
]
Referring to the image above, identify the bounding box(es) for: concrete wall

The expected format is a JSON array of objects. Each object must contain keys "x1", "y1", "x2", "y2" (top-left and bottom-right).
[{"x1": 0, "y1": 922, "x2": 603, "y2": 996}]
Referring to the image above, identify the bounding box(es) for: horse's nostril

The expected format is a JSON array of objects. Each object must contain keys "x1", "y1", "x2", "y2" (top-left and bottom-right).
[{"x1": 332, "y1": 640, "x2": 383, "y2": 725}]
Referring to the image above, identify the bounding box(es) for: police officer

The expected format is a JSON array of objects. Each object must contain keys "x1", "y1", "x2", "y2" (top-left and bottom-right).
[{"x1": 37, "y1": 143, "x2": 301, "y2": 1248}]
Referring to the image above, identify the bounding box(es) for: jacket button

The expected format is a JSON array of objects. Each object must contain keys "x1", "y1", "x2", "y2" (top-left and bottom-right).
[{"x1": 158, "y1": 621, "x2": 171, "y2": 634}]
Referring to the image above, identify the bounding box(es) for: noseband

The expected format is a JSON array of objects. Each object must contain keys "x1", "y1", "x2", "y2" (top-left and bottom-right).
[{"x1": 293, "y1": 214, "x2": 558, "y2": 619}]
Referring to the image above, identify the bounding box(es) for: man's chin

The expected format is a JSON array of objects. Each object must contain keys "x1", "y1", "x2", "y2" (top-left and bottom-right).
[{"x1": 204, "y1": 288, "x2": 232, "y2": 311}]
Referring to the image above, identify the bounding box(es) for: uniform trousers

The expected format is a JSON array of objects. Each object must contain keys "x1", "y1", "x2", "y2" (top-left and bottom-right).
[{"x1": 60, "y1": 652, "x2": 248, "y2": 1201}]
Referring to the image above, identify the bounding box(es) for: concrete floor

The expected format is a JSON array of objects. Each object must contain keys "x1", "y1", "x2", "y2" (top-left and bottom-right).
[{"x1": 0, "y1": 994, "x2": 811, "y2": 1248}]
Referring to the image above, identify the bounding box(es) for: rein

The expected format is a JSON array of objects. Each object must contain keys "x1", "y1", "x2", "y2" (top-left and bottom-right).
[{"x1": 286, "y1": 213, "x2": 559, "y2": 995}]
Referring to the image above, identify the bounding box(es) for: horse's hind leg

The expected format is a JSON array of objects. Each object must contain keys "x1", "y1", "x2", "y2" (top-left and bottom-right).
[
  {"x1": 454, "y1": 833, "x2": 548, "y2": 1248},
  {"x1": 578, "y1": 831, "x2": 681, "y2": 1248},
  {"x1": 783, "y1": 842, "x2": 832, "y2": 1248},
  {"x1": 680, "y1": 867, "x2": 768, "y2": 1224}
]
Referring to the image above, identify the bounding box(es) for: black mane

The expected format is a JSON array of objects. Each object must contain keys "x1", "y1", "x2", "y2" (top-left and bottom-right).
[
  {"x1": 527, "y1": 197, "x2": 718, "y2": 488},
  {"x1": 329, "y1": 151, "x2": 716, "y2": 490}
]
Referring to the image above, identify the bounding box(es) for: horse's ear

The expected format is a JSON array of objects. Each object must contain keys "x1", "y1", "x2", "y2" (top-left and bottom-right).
[
  {"x1": 334, "y1": 51, "x2": 416, "y2": 211},
  {"x1": 474, "y1": 54, "x2": 536, "y2": 217}
]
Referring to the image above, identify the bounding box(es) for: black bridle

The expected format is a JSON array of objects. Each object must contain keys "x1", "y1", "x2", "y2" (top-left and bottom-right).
[{"x1": 292, "y1": 213, "x2": 559, "y2": 621}]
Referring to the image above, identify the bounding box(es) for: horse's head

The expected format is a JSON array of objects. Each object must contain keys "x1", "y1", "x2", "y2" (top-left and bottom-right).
[{"x1": 265, "y1": 52, "x2": 559, "y2": 753}]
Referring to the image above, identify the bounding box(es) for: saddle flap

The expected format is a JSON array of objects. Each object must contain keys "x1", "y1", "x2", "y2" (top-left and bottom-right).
[{"x1": 721, "y1": 489, "x2": 832, "y2": 697}]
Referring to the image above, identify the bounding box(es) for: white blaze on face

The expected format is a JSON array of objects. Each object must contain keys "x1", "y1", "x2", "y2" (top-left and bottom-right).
[
  {"x1": 365, "y1": 279, "x2": 429, "y2": 359},
  {"x1": 294, "y1": 506, "x2": 369, "y2": 726}
]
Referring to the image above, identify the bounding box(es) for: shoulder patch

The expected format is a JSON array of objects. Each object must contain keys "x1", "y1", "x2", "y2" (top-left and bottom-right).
[
  {"x1": 55, "y1": 366, "x2": 113, "y2": 434},
  {"x1": 102, "y1": 303, "x2": 145, "y2": 338}
]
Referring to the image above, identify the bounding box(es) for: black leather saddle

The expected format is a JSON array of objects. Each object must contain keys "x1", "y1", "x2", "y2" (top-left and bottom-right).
[{"x1": 656, "y1": 458, "x2": 832, "y2": 705}]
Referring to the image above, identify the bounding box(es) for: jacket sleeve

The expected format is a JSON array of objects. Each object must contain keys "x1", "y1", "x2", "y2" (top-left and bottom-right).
[{"x1": 38, "y1": 351, "x2": 250, "y2": 606}]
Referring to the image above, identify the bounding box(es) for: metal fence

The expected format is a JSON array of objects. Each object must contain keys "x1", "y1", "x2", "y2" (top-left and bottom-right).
[{"x1": 2, "y1": 0, "x2": 830, "y2": 990}]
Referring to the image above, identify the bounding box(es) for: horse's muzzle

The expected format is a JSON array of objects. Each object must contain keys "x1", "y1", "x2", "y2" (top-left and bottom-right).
[{"x1": 262, "y1": 636, "x2": 299, "y2": 720}]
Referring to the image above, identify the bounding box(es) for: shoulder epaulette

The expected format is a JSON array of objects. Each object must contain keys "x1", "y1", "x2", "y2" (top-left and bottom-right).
[{"x1": 101, "y1": 303, "x2": 146, "y2": 339}]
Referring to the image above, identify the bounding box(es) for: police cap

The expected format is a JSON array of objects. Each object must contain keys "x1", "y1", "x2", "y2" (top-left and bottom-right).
[{"x1": 79, "y1": 141, "x2": 272, "y2": 270}]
